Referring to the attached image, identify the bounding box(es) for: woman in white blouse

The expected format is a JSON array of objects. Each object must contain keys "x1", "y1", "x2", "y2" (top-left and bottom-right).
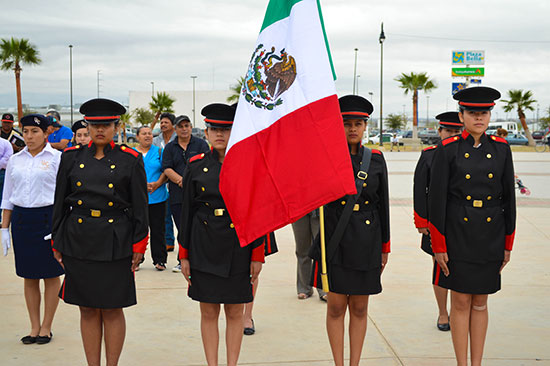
[{"x1": 1, "y1": 114, "x2": 63, "y2": 345}]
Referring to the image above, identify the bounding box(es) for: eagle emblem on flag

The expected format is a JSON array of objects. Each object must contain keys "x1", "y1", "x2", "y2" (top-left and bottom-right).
[{"x1": 243, "y1": 44, "x2": 297, "y2": 110}]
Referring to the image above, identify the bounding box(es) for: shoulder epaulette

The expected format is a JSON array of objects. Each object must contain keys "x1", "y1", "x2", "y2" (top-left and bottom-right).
[
  {"x1": 119, "y1": 144, "x2": 139, "y2": 158},
  {"x1": 442, "y1": 135, "x2": 460, "y2": 146},
  {"x1": 371, "y1": 149, "x2": 382, "y2": 155},
  {"x1": 489, "y1": 135, "x2": 509, "y2": 144},
  {"x1": 423, "y1": 145, "x2": 437, "y2": 151},
  {"x1": 189, "y1": 153, "x2": 206, "y2": 163},
  {"x1": 63, "y1": 145, "x2": 80, "y2": 152}
]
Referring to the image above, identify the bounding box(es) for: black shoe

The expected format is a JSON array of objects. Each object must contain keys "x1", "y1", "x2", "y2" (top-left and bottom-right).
[
  {"x1": 437, "y1": 317, "x2": 450, "y2": 332},
  {"x1": 21, "y1": 335, "x2": 37, "y2": 344},
  {"x1": 36, "y1": 332, "x2": 53, "y2": 344},
  {"x1": 244, "y1": 319, "x2": 255, "y2": 336}
]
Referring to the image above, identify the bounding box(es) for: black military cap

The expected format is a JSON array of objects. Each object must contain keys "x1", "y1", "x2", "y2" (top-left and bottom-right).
[
  {"x1": 201, "y1": 103, "x2": 235, "y2": 128},
  {"x1": 453, "y1": 86, "x2": 501, "y2": 111},
  {"x1": 436, "y1": 111, "x2": 463, "y2": 129},
  {"x1": 338, "y1": 95, "x2": 374, "y2": 120},
  {"x1": 71, "y1": 119, "x2": 89, "y2": 133},
  {"x1": 175, "y1": 115, "x2": 191, "y2": 125},
  {"x1": 1, "y1": 113, "x2": 14, "y2": 123},
  {"x1": 80, "y1": 98, "x2": 126, "y2": 124},
  {"x1": 20, "y1": 114, "x2": 49, "y2": 131}
]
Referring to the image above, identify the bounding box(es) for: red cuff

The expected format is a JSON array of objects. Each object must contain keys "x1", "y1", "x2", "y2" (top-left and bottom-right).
[
  {"x1": 178, "y1": 244, "x2": 189, "y2": 260},
  {"x1": 132, "y1": 235, "x2": 149, "y2": 254},
  {"x1": 505, "y1": 231, "x2": 515, "y2": 251},
  {"x1": 51, "y1": 239, "x2": 58, "y2": 253},
  {"x1": 251, "y1": 243, "x2": 265, "y2": 263},
  {"x1": 382, "y1": 240, "x2": 391, "y2": 253},
  {"x1": 414, "y1": 211, "x2": 428, "y2": 229},
  {"x1": 428, "y1": 222, "x2": 447, "y2": 253}
]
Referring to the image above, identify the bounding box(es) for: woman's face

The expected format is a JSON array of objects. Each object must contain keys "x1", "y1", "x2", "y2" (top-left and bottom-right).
[
  {"x1": 205, "y1": 127, "x2": 231, "y2": 151},
  {"x1": 343, "y1": 118, "x2": 366, "y2": 145},
  {"x1": 75, "y1": 127, "x2": 91, "y2": 145},
  {"x1": 88, "y1": 122, "x2": 117, "y2": 145},
  {"x1": 22, "y1": 126, "x2": 47, "y2": 152},
  {"x1": 438, "y1": 127, "x2": 462, "y2": 140},
  {"x1": 137, "y1": 127, "x2": 153, "y2": 147},
  {"x1": 459, "y1": 110, "x2": 491, "y2": 136}
]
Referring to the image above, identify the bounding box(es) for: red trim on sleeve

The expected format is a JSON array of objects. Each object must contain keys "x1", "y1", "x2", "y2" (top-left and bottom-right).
[
  {"x1": 120, "y1": 145, "x2": 139, "y2": 157},
  {"x1": 505, "y1": 231, "x2": 515, "y2": 251},
  {"x1": 414, "y1": 210, "x2": 428, "y2": 228},
  {"x1": 442, "y1": 135, "x2": 460, "y2": 146},
  {"x1": 490, "y1": 135, "x2": 509, "y2": 144},
  {"x1": 382, "y1": 240, "x2": 391, "y2": 253},
  {"x1": 63, "y1": 145, "x2": 79, "y2": 152},
  {"x1": 251, "y1": 243, "x2": 265, "y2": 263},
  {"x1": 428, "y1": 222, "x2": 447, "y2": 253},
  {"x1": 178, "y1": 245, "x2": 189, "y2": 260},
  {"x1": 423, "y1": 145, "x2": 437, "y2": 151},
  {"x1": 189, "y1": 153, "x2": 205, "y2": 163},
  {"x1": 132, "y1": 235, "x2": 149, "y2": 254},
  {"x1": 371, "y1": 149, "x2": 382, "y2": 155},
  {"x1": 51, "y1": 239, "x2": 58, "y2": 253}
]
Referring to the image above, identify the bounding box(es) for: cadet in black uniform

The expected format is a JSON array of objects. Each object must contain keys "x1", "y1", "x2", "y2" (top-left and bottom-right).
[
  {"x1": 428, "y1": 87, "x2": 516, "y2": 366},
  {"x1": 178, "y1": 103, "x2": 266, "y2": 366},
  {"x1": 52, "y1": 99, "x2": 149, "y2": 366},
  {"x1": 413, "y1": 111, "x2": 463, "y2": 332},
  {"x1": 309, "y1": 95, "x2": 390, "y2": 366}
]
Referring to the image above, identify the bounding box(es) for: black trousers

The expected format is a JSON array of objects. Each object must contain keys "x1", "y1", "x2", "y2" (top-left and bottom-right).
[{"x1": 148, "y1": 201, "x2": 167, "y2": 265}]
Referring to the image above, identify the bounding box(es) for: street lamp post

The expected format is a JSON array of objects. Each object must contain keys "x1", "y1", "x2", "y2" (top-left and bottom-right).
[
  {"x1": 356, "y1": 75, "x2": 360, "y2": 95},
  {"x1": 426, "y1": 95, "x2": 430, "y2": 127},
  {"x1": 353, "y1": 48, "x2": 358, "y2": 95},
  {"x1": 69, "y1": 45, "x2": 73, "y2": 124},
  {"x1": 379, "y1": 22, "x2": 385, "y2": 146},
  {"x1": 151, "y1": 82, "x2": 154, "y2": 97},
  {"x1": 191, "y1": 76, "x2": 197, "y2": 127},
  {"x1": 97, "y1": 70, "x2": 101, "y2": 98}
]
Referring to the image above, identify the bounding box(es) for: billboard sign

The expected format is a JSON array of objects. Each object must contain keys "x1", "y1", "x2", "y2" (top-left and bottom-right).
[
  {"x1": 452, "y1": 83, "x2": 466, "y2": 95},
  {"x1": 452, "y1": 50, "x2": 485, "y2": 65},
  {"x1": 452, "y1": 67, "x2": 485, "y2": 77}
]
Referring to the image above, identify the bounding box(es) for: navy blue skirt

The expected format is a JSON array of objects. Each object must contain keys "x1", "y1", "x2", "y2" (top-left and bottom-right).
[{"x1": 11, "y1": 205, "x2": 64, "y2": 279}]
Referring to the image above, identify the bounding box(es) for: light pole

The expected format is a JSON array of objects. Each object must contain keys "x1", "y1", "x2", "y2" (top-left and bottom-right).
[
  {"x1": 426, "y1": 95, "x2": 430, "y2": 127},
  {"x1": 97, "y1": 70, "x2": 101, "y2": 98},
  {"x1": 191, "y1": 76, "x2": 197, "y2": 127},
  {"x1": 69, "y1": 45, "x2": 73, "y2": 123},
  {"x1": 379, "y1": 22, "x2": 385, "y2": 146},
  {"x1": 151, "y1": 82, "x2": 154, "y2": 97},
  {"x1": 353, "y1": 48, "x2": 358, "y2": 95},
  {"x1": 356, "y1": 75, "x2": 360, "y2": 95}
]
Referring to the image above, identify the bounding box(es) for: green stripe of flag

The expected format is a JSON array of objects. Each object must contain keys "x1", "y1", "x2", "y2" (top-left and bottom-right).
[
  {"x1": 260, "y1": 0, "x2": 303, "y2": 32},
  {"x1": 316, "y1": 0, "x2": 336, "y2": 81}
]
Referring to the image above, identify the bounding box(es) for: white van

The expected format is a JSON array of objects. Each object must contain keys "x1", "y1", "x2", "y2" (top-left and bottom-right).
[{"x1": 486, "y1": 121, "x2": 519, "y2": 135}]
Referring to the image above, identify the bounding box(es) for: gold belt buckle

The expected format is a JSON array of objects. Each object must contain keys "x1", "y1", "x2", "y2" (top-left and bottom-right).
[
  {"x1": 90, "y1": 209, "x2": 101, "y2": 217},
  {"x1": 214, "y1": 209, "x2": 225, "y2": 217},
  {"x1": 353, "y1": 204, "x2": 360, "y2": 211},
  {"x1": 473, "y1": 200, "x2": 483, "y2": 208},
  {"x1": 357, "y1": 171, "x2": 368, "y2": 180}
]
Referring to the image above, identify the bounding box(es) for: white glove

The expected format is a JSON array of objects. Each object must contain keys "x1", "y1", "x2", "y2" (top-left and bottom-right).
[
  {"x1": 1, "y1": 228, "x2": 11, "y2": 256},
  {"x1": 44, "y1": 233, "x2": 52, "y2": 241}
]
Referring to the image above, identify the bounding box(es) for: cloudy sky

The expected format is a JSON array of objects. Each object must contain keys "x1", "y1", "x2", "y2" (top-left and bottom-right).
[{"x1": 1, "y1": 0, "x2": 549, "y2": 121}]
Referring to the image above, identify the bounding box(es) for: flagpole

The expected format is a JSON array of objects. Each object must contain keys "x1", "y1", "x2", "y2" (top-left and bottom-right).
[{"x1": 319, "y1": 206, "x2": 330, "y2": 293}]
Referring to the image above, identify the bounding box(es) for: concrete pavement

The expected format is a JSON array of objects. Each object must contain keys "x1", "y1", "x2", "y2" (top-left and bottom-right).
[{"x1": 1, "y1": 150, "x2": 549, "y2": 365}]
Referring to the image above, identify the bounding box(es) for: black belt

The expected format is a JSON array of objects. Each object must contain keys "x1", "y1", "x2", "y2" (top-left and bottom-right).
[
  {"x1": 71, "y1": 207, "x2": 127, "y2": 217},
  {"x1": 449, "y1": 197, "x2": 502, "y2": 208}
]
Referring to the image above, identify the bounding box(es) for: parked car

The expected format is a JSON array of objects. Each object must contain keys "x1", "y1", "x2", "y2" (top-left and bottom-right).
[
  {"x1": 369, "y1": 133, "x2": 402, "y2": 144},
  {"x1": 532, "y1": 131, "x2": 545, "y2": 140},
  {"x1": 418, "y1": 129, "x2": 440, "y2": 145},
  {"x1": 192, "y1": 127, "x2": 206, "y2": 140},
  {"x1": 152, "y1": 127, "x2": 161, "y2": 137},
  {"x1": 402, "y1": 130, "x2": 413, "y2": 138},
  {"x1": 505, "y1": 133, "x2": 528, "y2": 145},
  {"x1": 116, "y1": 128, "x2": 137, "y2": 143}
]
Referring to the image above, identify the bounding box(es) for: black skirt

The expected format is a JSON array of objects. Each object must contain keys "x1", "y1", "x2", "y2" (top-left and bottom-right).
[
  {"x1": 311, "y1": 260, "x2": 382, "y2": 296},
  {"x1": 434, "y1": 259, "x2": 501, "y2": 295},
  {"x1": 188, "y1": 269, "x2": 253, "y2": 304},
  {"x1": 11, "y1": 206, "x2": 64, "y2": 279},
  {"x1": 60, "y1": 255, "x2": 136, "y2": 308}
]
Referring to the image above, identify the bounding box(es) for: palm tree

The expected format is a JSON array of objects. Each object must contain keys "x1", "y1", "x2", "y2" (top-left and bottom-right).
[
  {"x1": 395, "y1": 72, "x2": 437, "y2": 139},
  {"x1": 149, "y1": 92, "x2": 175, "y2": 130},
  {"x1": 227, "y1": 77, "x2": 244, "y2": 103},
  {"x1": 0, "y1": 37, "x2": 41, "y2": 122},
  {"x1": 502, "y1": 89, "x2": 537, "y2": 146},
  {"x1": 118, "y1": 113, "x2": 131, "y2": 144},
  {"x1": 132, "y1": 107, "x2": 155, "y2": 126},
  {"x1": 385, "y1": 113, "x2": 405, "y2": 130}
]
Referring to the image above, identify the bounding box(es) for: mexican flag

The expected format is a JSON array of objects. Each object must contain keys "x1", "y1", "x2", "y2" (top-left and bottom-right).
[{"x1": 220, "y1": 0, "x2": 356, "y2": 245}]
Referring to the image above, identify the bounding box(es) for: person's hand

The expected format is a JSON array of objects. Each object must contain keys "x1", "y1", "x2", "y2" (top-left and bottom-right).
[
  {"x1": 417, "y1": 227, "x2": 429, "y2": 235},
  {"x1": 147, "y1": 183, "x2": 154, "y2": 193},
  {"x1": 381, "y1": 253, "x2": 389, "y2": 274},
  {"x1": 250, "y1": 261, "x2": 263, "y2": 284},
  {"x1": 181, "y1": 259, "x2": 191, "y2": 286},
  {"x1": 150, "y1": 181, "x2": 161, "y2": 193},
  {"x1": 500, "y1": 250, "x2": 511, "y2": 274},
  {"x1": 1, "y1": 228, "x2": 11, "y2": 256},
  {"x1": 53, "y1": 251, "x2": 64, "y2": 269},
  {"x1": 131, "y1": 252, "x2": 144, "y2": 272},
  {"x1": 434, "y1": 252, "x2": 450, "y2": 276},
  {"x1": 177, "y1": 178, "x2": 183, "y2": 188}
]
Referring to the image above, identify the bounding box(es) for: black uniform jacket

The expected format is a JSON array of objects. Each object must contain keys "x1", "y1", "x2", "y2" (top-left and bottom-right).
[
  {"x1": 178, "y1": 150, "x2": 265, "y2": 278},
  {"x1": 310, "y1": 146, "x2": 391, "y2": 271},
  {"x1": 52, "y1": 141, "x2": 149, "y2": 261},
  {"x1": 428, "y1": 131, "x2": 516, "y2": 263},
  {"x1": 413, "y1": 145, "x2": 436, "y2": 229}
]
